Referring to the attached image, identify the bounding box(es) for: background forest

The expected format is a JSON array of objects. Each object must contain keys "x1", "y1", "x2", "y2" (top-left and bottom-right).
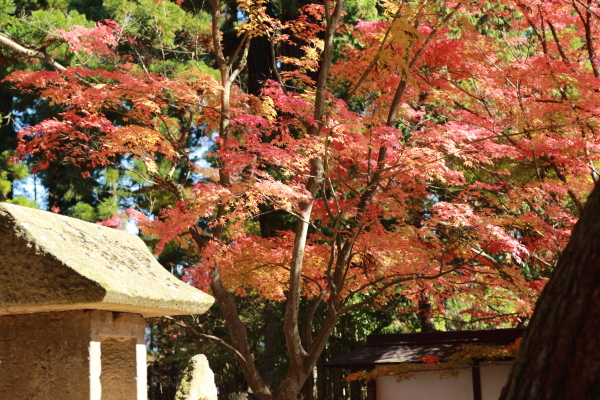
[{"x1": 0, "y1": 0, "x2": 597, "y2": 399}]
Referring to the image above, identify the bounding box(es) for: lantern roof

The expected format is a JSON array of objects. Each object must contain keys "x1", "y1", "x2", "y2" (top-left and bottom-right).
[{"x1": 0, "y1": 203, "x2": 214, "y2": 317}]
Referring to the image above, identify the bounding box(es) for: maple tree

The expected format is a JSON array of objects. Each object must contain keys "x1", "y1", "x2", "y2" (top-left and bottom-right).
[{"x1": 3, "y1": 0, "x2": 600, "y2": 399}]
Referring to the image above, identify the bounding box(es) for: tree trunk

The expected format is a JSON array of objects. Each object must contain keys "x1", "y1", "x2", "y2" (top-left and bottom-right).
[
  {"x1": 500, "y1": 182, "x2": 600, "y2": 399},
  {"x1": 0, "y1": 87, "x2": 15, "y2": 200},
  {"x1": 247, "y1": 33, "x2": 273, "y2": 96},
  {"x1": 417, "y1": 289, "x2": 436, "y2": 332},
  {"x1": 0, "y1": 88, "x2": 14, "y2": 152},
  {"x1": 259, "y1": 308, "x2": 279, "y2": 388}
]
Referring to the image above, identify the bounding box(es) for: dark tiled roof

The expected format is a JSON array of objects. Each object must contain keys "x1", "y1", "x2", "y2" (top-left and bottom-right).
[{"x1": 324, "y1": 328, "x2": 525, "y2": 369}]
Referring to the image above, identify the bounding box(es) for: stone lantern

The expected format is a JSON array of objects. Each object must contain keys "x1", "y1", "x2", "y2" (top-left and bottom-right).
[{"x1": 0, "y1": 203, "x2": 214, "y2": 400}]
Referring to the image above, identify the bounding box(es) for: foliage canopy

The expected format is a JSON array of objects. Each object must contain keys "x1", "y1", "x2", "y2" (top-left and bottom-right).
[{"x1": 2, "y1": 0, "x2": 599, "y2": 399}]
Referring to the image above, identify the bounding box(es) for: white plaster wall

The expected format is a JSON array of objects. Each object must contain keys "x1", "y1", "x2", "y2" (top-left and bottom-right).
[
  {"x1": 376, "y1": 369, "x2": 474, "y2": 400},
  {"x1": 90, "y1": 341, "x2": 103, "y2": 400},
  {"x1": 480, "y1": 363, "x2": 512, "y2": 400},
  {"x1": 137, "y1": 343, "x2": 148, "y2": 400},
  {"x1": 376, "y1": 363, "x2": 513, "y2": 400}
]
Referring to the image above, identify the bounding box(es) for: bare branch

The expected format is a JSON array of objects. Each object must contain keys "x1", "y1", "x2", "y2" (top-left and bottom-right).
[{"x1": 166, "y1": 317, "x2": 247, "y2": 363}]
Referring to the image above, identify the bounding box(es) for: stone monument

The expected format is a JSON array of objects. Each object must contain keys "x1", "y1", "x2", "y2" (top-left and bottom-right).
[
  {"x1": 0, "y1": 203, "x2": 215, "y2": 400},
  {"x1": 175, "y1": 354, "x2": 218, "y2": 400}
]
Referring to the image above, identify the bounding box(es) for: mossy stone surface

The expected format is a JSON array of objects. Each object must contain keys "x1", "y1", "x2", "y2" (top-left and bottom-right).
[{"x1": 0, "y1": 203, "x2": 214, "y2": 317}]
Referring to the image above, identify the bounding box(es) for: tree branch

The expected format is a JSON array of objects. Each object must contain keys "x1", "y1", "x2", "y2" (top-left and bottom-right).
[
  {"x1": 166, "y1": 317, "x2": 247, "y2": 363},
  {"x1": 0, "y1": 32, "x2": 66, "y2": 71}
]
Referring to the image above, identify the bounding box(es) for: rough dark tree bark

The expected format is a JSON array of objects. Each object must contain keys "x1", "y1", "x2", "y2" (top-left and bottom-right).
[
  {"x1": 500, "y1": 181, "x2": 600, "y2": 400},
  {"x1": 417, "y1": 289, "x2": 436, "y2": 332}
]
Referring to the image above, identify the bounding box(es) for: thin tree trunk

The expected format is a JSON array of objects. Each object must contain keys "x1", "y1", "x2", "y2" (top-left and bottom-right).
[
  {"x1": 418, "y1": 289, "x2": 436, "y2": 332},
  {"x1": 316, "y1": 351, "x2": 327, "y2": 400},
  {"x1": 500, "y1": 182, "x2": 600, "y2": 399},
  {"x1": 260, "y1": 309, "x2": 279, "y2": 388}
]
